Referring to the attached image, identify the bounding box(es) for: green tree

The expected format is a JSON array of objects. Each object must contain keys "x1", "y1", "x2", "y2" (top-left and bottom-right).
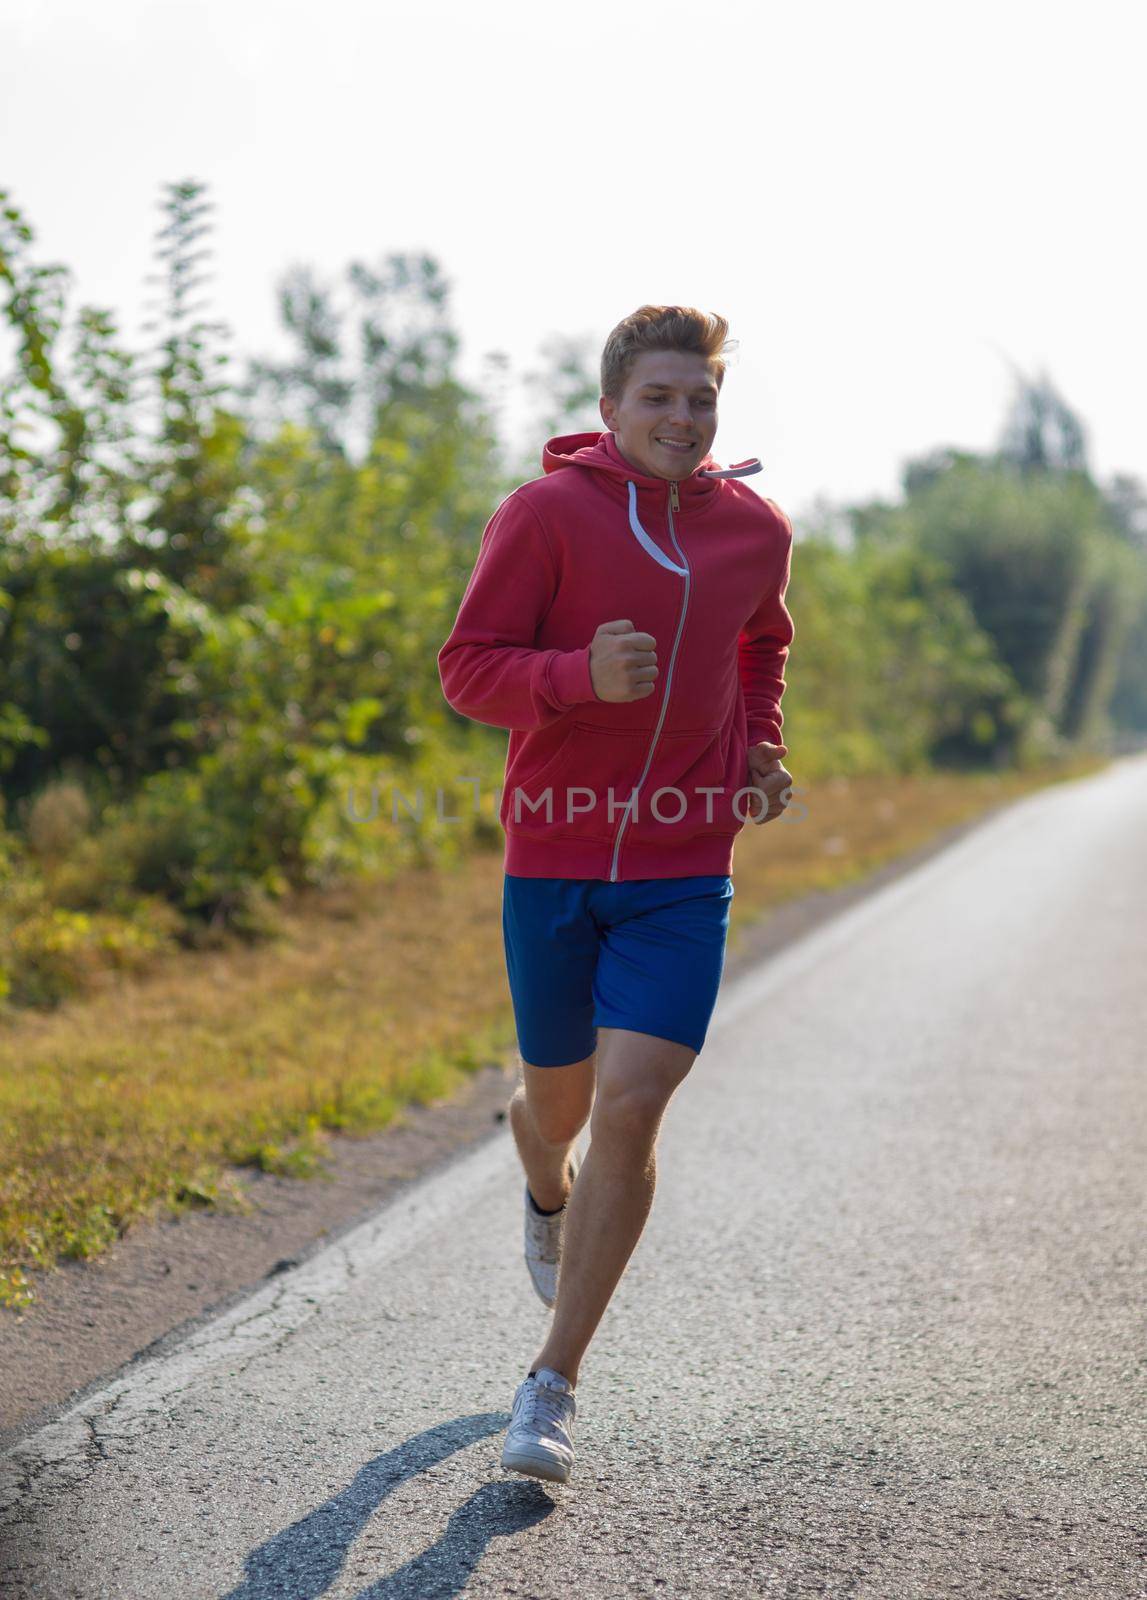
[
  {"x1": 780, "y1": 532, "x2": 1023, "y2": 774},
  {"x1": 998, "y1": 366, "x2": 1090, "y2": 476},
  {"x1": 0, "y1": 181, "x2": 258, "y2": 800},
  {"x1": 855, "y1": 370, "x2": 1147, "y2": 750}
]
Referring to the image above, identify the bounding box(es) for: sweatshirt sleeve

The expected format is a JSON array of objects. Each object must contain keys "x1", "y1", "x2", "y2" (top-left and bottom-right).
[
  {"x1": 437, "y1": 490, "x2": 599, "y2": 732},
  {"x1": 738, "y1": 509, "x2": 796, "y2": 748}
]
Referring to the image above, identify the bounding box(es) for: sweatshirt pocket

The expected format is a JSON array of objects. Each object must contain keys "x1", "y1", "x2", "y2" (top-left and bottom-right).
[
  {"x1": 502, "y1": 720, "x2": 652, "y2": 842},
  {"x1": 630, "y1": 723, "x2": 748, "y2": 842}
]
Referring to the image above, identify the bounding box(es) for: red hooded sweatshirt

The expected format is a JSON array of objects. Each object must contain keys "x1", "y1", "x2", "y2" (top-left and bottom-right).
[{"x1": 437, "y1": 428, "x2": 795, "y2": 882}]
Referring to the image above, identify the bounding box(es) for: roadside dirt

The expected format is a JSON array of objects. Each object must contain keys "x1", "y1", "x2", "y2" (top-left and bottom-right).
[{"x1": 0, "y1": 800, "x2": 1018, "y2": 1448}]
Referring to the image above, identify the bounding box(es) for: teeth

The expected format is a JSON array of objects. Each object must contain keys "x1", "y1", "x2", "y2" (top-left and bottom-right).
[{"x1": 657, "y1": 439, "x2": 693, "y2": 449}]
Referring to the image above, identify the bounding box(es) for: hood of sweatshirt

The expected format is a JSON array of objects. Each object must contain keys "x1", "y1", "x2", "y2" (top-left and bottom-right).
[{"x1": 542, "y1": 429, "x2": 763, "y2": 508}]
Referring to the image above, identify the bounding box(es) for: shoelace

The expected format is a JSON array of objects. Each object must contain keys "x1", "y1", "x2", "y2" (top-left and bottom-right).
[{"x1": 518, "y1": 1379, "x2": 575, "y2": 1438}]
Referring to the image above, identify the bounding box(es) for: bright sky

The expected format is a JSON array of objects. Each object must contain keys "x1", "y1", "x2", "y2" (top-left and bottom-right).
[{"x1": 3, "y1": 0, "x2": 1144, "y2": 523}]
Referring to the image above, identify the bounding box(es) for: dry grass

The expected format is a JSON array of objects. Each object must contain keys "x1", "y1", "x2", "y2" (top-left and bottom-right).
[{"x1": 0, "y1": 755, "x2": 1107, "y2": 1308}]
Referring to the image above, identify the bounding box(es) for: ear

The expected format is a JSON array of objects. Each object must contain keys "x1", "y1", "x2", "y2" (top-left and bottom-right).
[{"x1": 599, "y1": 394, "x2": 615, "y2": 430}]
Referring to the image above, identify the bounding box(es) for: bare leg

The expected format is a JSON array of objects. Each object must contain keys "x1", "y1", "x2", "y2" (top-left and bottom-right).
[
  {"x1": 528, "y1": 1026, "x2": 696, "y2": 1387},
  {"x1": 508, "y1": 1052, "x2": 596, "y2": 1213}
]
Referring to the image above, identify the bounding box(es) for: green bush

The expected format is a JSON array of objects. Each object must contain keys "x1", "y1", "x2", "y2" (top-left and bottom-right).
[
  {"x1": 21, "y1": 778, "x2": 93, "y2": 863},
  {"x1": 1, "y1": 903, "x2": 181, "y2": 1009},
  {"x1": 0, "y1": 815, "x2": 183, "y2": 1011},
  {"x1": 778, "y1": 537, "x2": 1029, "y2": 775},
  {"x1": 87, "y1": 727, "x2": 349, "y2": 933}
]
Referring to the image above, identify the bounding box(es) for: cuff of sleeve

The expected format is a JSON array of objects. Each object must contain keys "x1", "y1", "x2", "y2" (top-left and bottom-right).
[
  {"x1": 747, "y1": 720, "x2": 784, "y2": 749},
  {"x1": 548, "y1": 645, "x2": 597, "y2": 709}
]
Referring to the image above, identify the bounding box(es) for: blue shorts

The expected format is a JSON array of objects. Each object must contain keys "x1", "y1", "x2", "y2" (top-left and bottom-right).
[{"x1": 501, "y1": 874, "x2": 734, "y2": 1067}]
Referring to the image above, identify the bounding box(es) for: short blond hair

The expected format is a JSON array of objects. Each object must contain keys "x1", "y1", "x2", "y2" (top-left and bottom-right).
[{"x1": 600, "y1": 305, "x2": 734, "y2": 403}]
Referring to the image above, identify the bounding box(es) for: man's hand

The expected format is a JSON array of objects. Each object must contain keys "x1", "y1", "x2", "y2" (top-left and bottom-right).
[
  {"x1": 746, "y1": 740, "x2": 792, "y2": 825},
  {"x1": 589, "y1": 619, "x2": 659, "y2": 703}
]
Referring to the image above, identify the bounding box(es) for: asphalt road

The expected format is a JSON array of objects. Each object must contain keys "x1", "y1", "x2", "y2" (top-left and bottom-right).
[{"x1": 3, "y1": 756, "x2": 1145, "y2": 1599}]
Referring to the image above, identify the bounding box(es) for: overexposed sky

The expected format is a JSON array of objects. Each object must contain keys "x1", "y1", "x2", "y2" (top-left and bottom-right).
[{"x1": 3, "y1": 0, "x2": 1144, "y2": 521}]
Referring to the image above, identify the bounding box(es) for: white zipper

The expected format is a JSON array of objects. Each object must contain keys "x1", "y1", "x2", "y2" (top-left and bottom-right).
[{"x1": 608, "y1": 477, "x2": 690, "y2": 882}]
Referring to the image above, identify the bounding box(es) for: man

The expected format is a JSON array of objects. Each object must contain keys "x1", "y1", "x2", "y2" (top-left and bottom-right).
[{"x1": 437, "y1": 304, "x2": 795, "y2": 1485}]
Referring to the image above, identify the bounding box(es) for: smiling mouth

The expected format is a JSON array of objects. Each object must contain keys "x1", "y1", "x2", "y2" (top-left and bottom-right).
[{"x1": 655, "y1": 437, "x2": 696, "y2": 453}]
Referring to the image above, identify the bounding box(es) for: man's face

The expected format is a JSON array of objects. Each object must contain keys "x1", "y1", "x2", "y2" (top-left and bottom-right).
[{"x1": 599, "y1": 349, "x2": 721, "y2": 481}]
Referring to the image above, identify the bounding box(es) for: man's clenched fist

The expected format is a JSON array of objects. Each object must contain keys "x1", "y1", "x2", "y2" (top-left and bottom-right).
[
  {"x1": 746, "y1": 740, "x2": 792, "y2": 825},
  {"x1": 589, "y1": 619, "x2": 658, "y2": 703}
]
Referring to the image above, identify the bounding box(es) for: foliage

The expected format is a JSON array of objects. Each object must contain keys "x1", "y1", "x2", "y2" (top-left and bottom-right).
[
  {"x1": 779, "y1": 535, "x2": 1026, "y2": 776},
  {"x1": 848, "y1": 394, "x2": 1147, "y2": 754},
  {"x1": 997, "y1": 366, "x2": 1090, "y2": 476},
  {"x1": 1, "y1": 180, "x2": 1146, "y2": 1022},
  {"x1": 1, "y1": 178, "x2": 513, "y2": 963}
]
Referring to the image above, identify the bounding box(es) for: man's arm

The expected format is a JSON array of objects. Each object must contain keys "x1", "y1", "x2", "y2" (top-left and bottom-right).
[
  {"x1": 738, "y1": 508, "x2": 796, "y2": 747},
  {"x1": 437, "y1": 491, "x2": 599, "y2": 732}
]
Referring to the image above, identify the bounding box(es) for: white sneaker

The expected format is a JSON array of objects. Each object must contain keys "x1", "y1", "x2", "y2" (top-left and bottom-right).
[
  {"x1": 501, "y1": 1366, "x2": 577, "y2": 1484},
  {"x1": 523, "y1": 1148, "x2": 581, "y2": 1309}
]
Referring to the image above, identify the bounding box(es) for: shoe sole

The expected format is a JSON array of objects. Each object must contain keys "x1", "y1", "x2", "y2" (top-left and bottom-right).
[{"x1": 501, "y1": 1443, "x2": 572, "y2": 1484}]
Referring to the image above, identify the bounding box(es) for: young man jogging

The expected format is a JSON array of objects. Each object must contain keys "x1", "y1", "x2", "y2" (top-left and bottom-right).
[{"x1": 437, "y1": 304, "x2": 795, "y2": 1485}]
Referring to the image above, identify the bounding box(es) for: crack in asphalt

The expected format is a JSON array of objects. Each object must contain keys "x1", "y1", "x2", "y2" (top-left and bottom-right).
[{"x1": 0, "y1": 1193, "x2": 408, "y2": 1523}]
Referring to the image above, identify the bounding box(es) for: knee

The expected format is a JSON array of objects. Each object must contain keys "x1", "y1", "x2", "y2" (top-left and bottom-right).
[
  {"x1": 534, "y1": 1105, "x2": 589, "y2": 1147},
  {"x1": 512, "y1": 1083, "x2": 588, "y2": 1148},
  {"x1": 590, "y1": 1083, "x2": 668, "y2": 1148}
]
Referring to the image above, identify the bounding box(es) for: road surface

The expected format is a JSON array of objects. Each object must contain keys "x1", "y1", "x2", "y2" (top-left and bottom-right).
[{"x1": 3, "y1": 757, "x2": 1145, "y2": 1598}]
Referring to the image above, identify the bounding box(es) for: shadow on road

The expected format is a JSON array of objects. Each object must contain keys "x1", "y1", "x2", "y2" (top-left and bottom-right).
[{"x1": 222, "y1": 1411, "x2": 554, "y2": 1600}]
